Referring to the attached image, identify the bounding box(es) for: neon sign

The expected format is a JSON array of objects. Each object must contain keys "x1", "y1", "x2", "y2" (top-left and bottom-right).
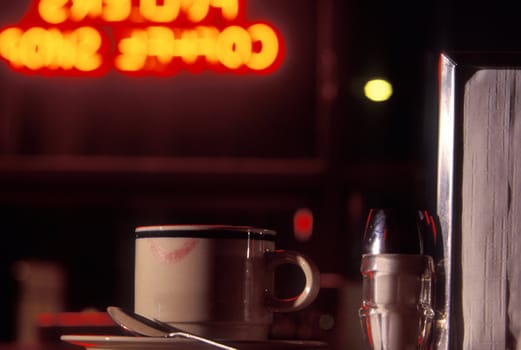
[{"x1": 0, "y1": 0, "x2": 284, "y2": 76}]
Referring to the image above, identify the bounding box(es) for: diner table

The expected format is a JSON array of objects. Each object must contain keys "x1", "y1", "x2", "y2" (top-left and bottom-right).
[{"x1": 0, "y1": 311, "x2": 331, "y2": 350}]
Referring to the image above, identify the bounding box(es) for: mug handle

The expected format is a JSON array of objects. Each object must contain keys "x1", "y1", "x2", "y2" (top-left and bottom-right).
[{"x1": 264, "y1": 249, "x2": 320, "y2": 312}]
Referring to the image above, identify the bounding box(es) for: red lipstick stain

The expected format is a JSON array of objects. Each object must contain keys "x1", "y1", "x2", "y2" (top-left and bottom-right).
[{"x1": 148, "y1": 239, "x2": 199, "y2": 263}]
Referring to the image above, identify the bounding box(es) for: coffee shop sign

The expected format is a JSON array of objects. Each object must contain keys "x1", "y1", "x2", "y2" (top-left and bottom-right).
[{"x1": 0, "y1": 0, "x2": 283, "y2": 76}]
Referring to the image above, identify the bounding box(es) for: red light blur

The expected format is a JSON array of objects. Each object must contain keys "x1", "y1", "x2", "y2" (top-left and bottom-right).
[
  {"x1": 37, "y1": 311, "x2": 116, "y2": 327},
  {"x1": 293, "y1": 208, "x2": 313, "y2": 242}
]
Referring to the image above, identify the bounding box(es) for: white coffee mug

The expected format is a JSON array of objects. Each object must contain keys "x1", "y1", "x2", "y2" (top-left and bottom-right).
[{"x1": 134, "y1": 225, "x2": 320, "y2": 340}]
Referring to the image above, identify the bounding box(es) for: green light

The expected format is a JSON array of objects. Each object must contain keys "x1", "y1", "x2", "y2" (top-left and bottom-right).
[{"x1": 364, "y1": 79, "x2": 393, "y2": 102}]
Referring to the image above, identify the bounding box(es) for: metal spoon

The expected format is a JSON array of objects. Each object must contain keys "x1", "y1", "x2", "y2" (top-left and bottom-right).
[{"x1": 106, "y1": 306, "x2": 238, "y2": 350}]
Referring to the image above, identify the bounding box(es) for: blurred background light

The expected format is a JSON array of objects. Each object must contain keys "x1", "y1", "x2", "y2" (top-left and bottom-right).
[
  {"x1": 293, "y1": 208, "x2": 314, "y2": 242},
  {"x1": 363, "y1": 78, "x2": 393, "y2": 102}
]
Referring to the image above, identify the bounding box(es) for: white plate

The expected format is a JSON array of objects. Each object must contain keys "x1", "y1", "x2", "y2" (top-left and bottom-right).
[{"x1": 60, "y1": 335, "x2": 329, "y2": 350}]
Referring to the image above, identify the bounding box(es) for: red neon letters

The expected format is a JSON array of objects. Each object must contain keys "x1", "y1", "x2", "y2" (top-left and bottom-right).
[{"x1": 0, "y1": 0, "x2": 283, "y2": 76}]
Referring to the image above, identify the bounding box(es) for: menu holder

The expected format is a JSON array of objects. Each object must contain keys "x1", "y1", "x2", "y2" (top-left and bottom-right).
[{"x1": 437, "y1": 51, "x2": 521, "y2": 349}]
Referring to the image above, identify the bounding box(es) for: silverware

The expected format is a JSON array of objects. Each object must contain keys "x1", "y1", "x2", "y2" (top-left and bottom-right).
[{"x1": 106, "y1": 306, "x2": 238, "y2": 350}]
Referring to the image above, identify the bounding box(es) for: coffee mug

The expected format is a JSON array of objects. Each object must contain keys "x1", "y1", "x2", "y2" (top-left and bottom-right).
[{"x1": 134, "y1": 225, "x2": 320, "y2": 340}]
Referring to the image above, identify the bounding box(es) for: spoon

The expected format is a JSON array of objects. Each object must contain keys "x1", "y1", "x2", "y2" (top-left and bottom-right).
[{"x1": 106, "y1": 306, "x2": 238, "y2": 350}]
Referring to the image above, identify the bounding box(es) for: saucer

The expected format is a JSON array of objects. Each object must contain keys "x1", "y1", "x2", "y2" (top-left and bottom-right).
[{"x1": 61, "y1": 335, "x2": 329, "y2": 350}]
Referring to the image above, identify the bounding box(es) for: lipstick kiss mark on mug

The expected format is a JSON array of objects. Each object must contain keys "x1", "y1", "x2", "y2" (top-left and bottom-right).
[{"x1": 148, "y1": 239, "x2": 199, "y2": 263}]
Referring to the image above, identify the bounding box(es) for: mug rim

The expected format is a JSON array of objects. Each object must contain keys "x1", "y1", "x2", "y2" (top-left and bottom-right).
[{"x1": 135, "y1": 225, "x2": 277, "y2": 239}]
